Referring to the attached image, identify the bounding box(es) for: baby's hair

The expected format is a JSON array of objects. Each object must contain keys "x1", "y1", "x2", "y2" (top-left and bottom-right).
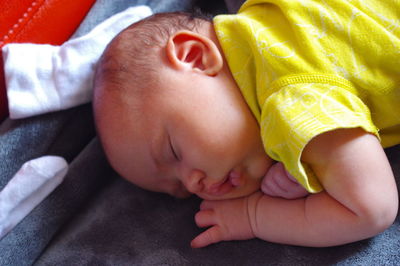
[{"x1": 94, "y1": 10, "x2": 212, "y2": 99}]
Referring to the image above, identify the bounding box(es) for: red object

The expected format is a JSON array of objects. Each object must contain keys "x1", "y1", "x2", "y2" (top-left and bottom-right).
[{"x1": 0, "y1": 0, "x2": 96, "y2": 121}]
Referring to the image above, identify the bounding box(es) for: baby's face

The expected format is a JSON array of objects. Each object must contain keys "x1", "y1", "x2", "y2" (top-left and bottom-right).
[{"x1": 101, "y1": 68, "x2": 273, "y2": 200}]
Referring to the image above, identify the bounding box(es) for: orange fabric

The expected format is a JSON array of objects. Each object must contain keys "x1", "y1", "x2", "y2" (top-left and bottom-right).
[{"x1": 0, "y1": 0, "x2": 96, "y2": 121}]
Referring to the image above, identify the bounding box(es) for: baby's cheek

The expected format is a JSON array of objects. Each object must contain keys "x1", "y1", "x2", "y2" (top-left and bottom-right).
[{"x1": 249, "y1": 155, "x2": 273, "y2": 180}]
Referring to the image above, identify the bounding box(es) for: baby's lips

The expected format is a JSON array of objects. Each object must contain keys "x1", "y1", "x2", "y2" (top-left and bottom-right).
[
  {"x1": 208, "y1": 178, "x2": 227, "y2": 194},
  {"x1": 208, "y1": 170, "x2": 243, "y2": 195},
  {"x1": 228, "y1": 170, "x2": 242, "y2": 187}
]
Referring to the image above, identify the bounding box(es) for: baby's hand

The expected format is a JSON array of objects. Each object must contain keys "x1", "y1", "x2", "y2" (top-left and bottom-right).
[
  {"x1": 261, "y1": 162, "x2": 309, "y2": 199},
  {"x1": 191, "y1": 196, "x2": 255, "y2": 248}
]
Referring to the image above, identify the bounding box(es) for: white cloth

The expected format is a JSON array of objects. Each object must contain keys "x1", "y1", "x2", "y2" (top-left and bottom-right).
[
  {"x1": 2, "y1": 5, "x2": 152, "y2": 119},
  {"x1": 0, "y1": 156, "x2": 68, "y2": 239}
]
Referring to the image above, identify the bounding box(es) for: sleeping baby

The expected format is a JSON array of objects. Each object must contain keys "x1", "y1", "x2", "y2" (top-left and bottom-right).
[{"x1": 93, "y1": 0, "x2": 399, "y2": 248}]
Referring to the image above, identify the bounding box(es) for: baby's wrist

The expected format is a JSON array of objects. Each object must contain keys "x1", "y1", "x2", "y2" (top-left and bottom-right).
[{"x1": 246, "y1": 191, "x2": 263, "y2": 238}]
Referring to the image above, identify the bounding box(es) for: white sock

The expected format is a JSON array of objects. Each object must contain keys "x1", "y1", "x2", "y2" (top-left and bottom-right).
[
  {"x1": 2, "y1": 5, "x2": 152, "y2": 119},
  {"x1": 0, "y1": 156, "x2": 68, "y2": 239}
]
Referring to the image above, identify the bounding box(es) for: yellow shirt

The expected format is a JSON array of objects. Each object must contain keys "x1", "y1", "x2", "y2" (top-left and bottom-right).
[{"x1": 214, "y1": 0, "x2": 400, "y2": 193}]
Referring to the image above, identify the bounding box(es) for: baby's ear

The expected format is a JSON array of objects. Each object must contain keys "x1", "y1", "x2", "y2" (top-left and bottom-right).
[{"x1": 166, "y1": 30, "x2": 223, "y2": 76}]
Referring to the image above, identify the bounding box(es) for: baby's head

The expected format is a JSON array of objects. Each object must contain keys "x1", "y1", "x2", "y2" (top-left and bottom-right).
[{"x1": 93, "y1": 11, "x2": 273, "y2": 200}]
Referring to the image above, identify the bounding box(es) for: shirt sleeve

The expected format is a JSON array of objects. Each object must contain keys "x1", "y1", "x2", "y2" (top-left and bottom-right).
[{"x1": 260, "y1": 81, "x2": 379, "y2": 193}]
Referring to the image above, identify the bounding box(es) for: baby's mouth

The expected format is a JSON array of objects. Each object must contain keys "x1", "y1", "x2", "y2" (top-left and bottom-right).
[{"x1": 208, "y1": 170, "x2": 242, "y2": 196}]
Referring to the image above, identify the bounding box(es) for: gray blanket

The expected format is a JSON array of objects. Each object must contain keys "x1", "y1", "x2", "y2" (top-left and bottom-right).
[{"x1": 1, "y1": 0, "x2": 399, "y2": 265}]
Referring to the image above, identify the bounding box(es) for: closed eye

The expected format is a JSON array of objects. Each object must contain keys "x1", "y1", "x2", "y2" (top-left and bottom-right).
[{"x1": 169, "y1": 137, "x2": 180, "y2": 161}]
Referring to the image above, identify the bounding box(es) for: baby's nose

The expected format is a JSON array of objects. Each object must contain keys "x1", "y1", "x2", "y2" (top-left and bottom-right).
[{"x1": 184, "y1": 169, "x2": 206, "y2": 194}]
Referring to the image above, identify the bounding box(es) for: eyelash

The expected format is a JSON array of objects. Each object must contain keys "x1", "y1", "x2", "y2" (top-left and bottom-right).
[{"x1": 169, "y1": 139, "x2": 180, "y2": 161}]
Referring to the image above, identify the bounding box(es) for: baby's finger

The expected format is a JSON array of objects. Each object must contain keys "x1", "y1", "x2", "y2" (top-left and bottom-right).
[
  {"x1": 261, "y1": 176, "x2": 281, "y2": 197},
  {"x1": 272, "y1": 169, "x2": 299, "y2": 189},
  {"x1": 191, "y1": 226, "x2": 223, "y2": 248},
  {"x1": 195, "y1": 209, "x2": 216, "y2": 227},
  {"x1": 199, "y1": 200, "x2": 215, "y2": 210},
  {"x1": 261, "y1": 183, "x2": 278, "y2": 197},
  {"x1": 271, "y1": 166, "x2": 309, "y2": 199}
]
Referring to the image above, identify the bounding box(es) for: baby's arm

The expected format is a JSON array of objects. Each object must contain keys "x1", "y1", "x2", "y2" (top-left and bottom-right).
[{"x1": 192, "y1": 128, "x2": 398, "y2": 247}]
